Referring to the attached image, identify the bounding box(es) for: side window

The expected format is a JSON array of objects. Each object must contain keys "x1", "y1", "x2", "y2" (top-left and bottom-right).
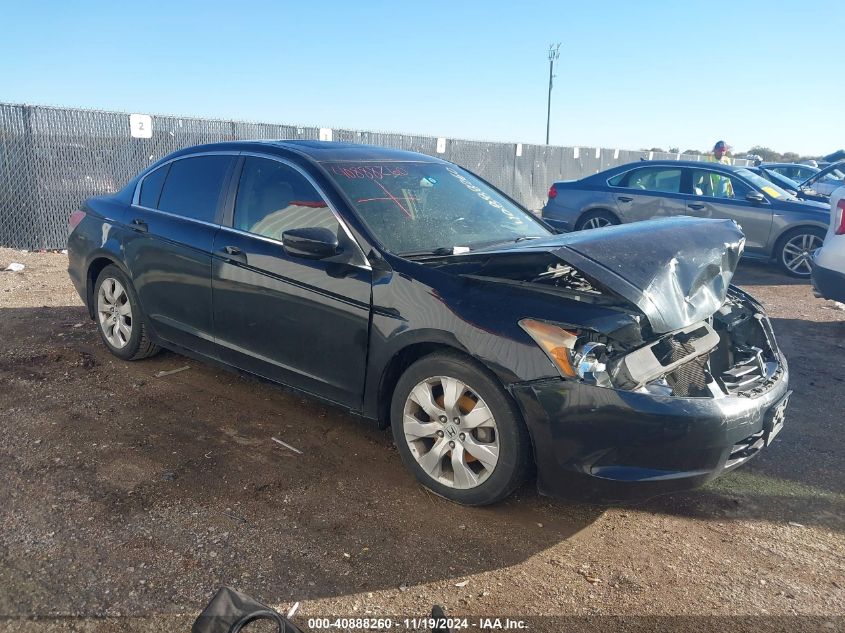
[
  {"x1": 612, "y1": 167, "x2": 682, "y2": 193},
  {"x1": 607, "y1": 172, "x2": 625, "y2": 187},
  {"x1": 691, "y1": 170, "x2": 750, "y2": 199},
  {"x1": 138, "y1": 164, "x2": 170, "y2": 208},
  {"x1": 233, "y1": 157, "x2": 339, "y2": 241},
  {"x1": 157, "y1": 155, "x2": 234, "y2": 222}
]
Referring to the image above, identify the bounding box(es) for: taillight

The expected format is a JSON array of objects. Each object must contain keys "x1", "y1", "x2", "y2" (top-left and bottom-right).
[
  {"x1": 68, "y1": 210, "x2": 86, "y2": 234},
  {"x1": 548, "y1": 184, "x2": 557, "y2": 200},
  {"x1": 836, "y1": 199, "x2": 845, "y2": 235}
]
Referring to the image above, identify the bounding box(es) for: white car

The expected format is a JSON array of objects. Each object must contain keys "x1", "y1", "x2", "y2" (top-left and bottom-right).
[{"x1": 812, "y1": 185, "x2": 845, "y2": 303}]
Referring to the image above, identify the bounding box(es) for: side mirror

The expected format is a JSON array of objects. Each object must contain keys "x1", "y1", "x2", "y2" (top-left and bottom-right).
[
  {"x1": 746, "y1": 191, "x2": 766, "y2": 204},
  {"x1": 281, "y1": 227, "x2": 339, "y2": 259}
]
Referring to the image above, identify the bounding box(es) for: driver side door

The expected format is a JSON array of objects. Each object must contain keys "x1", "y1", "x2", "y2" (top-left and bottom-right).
[{"x1": 211, "y1": 155, "x2": 372, "y2": 409}]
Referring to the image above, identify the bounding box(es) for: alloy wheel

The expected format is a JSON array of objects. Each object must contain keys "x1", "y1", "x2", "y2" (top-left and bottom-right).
[
  {"x1": 402, "y1": 376, "x2": 500, "y2": 490},
  {"x1": 583, "y1": 217, "x2": 612, "y2": 230},
  {"x1": 97, "y1": 277, "x2": 133, "y2": 349},
  {"x1": 781, "y1": 233, "x2": 822, "y2": 276}
]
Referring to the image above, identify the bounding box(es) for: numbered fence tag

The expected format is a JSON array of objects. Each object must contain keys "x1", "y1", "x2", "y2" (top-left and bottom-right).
[{"x1": 129, "y1": 114, "x2": 152, "y2": 138}]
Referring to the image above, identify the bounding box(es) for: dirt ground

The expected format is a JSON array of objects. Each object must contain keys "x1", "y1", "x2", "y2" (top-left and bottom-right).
[{"x1": 0, "y1": 248, "x2": 843, "y2": 632}]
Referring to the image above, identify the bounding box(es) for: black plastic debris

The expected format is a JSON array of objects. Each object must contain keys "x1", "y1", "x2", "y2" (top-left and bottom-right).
[{"x1": 193, "y1": 587, "x2": 304, "y2": 633}]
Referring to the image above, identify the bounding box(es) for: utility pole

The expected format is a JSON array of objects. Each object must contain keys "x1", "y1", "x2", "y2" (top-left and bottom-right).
[{"x1": 546, "y1": 43, "x2": 561, "y2": 145}]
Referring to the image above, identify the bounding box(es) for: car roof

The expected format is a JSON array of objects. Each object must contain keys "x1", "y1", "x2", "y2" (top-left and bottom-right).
[
  {"x1": 759, "y1": 162, "x2": 817, "y2": 169},
  {"x1": 596, "y1": 160, "x2": 747, "y2": 176},
  {"x1": 165, "y1": 140, "x2": 444, "y2": 164}
]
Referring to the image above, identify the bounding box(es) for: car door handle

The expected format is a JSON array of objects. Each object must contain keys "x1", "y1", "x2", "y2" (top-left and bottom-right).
[
  {"x1": 221, "y1": 245, "x2": 247, "y2": 262},
  {"x1": 617, "y1": 196, "x2": 634, "y2": 203},
  {"x1": 130, "y1": 218, "x2": 148, "y2": 232},
  {"x1": 688, "y1": 203, "x2": 706, "y2": 210}
]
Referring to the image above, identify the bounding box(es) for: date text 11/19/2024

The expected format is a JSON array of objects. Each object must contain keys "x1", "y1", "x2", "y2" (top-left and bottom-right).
[{"x1": 306, "y1": 617, "x2": 528, "y2": 630}]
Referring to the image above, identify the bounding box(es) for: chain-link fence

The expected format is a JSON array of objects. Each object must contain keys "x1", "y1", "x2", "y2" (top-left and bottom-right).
[{"x1": 0, "y1": 102, "x2": 748, "y2": 250}]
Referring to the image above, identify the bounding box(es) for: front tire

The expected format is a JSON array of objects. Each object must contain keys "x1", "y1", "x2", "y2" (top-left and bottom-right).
[
  {"x1": 93, "y1": 265, "x2": 160, "y2": 360},
  {"x1": 775, "y1": 227, "x2": 825, "y2": 278},
  {"x1": 390, "y1": 351, "x2": 532, "y2": 506}
]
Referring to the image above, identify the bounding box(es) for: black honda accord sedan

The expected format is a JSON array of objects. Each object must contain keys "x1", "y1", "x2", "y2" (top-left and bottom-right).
[{"x1": 67, "y1": 141, "x2": 791, "y2": 505}]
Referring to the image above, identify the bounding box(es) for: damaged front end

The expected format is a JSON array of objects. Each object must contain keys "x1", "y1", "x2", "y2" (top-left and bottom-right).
[
  {"x1": 517, "y1": 287, "x2": 783, "y2": 400},
  {"x1": 457, "y1": 217, "x2": 782, "y2": 401},
  {"x1": 568, "y1": 288, "x2": 783, "y2": 400},
  {"x1": 432, "y1": 217, "x2": 790, "y2": 499}
]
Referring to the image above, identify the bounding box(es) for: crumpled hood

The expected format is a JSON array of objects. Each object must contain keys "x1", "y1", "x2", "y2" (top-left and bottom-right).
[{"x1": 470, "y1": 217, "x2": 745, "y2": 334}]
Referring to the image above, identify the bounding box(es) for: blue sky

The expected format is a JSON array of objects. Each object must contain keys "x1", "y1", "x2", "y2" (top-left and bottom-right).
[{"x1": 2, "y1": 0, "x2": 841, "y2": 156}]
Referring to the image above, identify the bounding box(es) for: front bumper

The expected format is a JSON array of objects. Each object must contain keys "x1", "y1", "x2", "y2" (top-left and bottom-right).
[
  {"x1": 511, "y1": 360, "x2": 790, "y2": 502},
  {"x1": 811, "y1": 260, "x2": 845, "y2": 303}
]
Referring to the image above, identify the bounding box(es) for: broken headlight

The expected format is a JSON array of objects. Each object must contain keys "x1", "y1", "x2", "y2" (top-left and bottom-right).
[
  {"x1": 575, "y1": 341, "x2": 612, "y2": 386},
  {"x1": 519, "y1": 319, "x2": 613, "y2": 387}
]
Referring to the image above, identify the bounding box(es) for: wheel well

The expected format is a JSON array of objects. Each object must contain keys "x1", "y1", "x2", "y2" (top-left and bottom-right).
[
  {"x1": 772, "y1": 225, "x2": 826, "y2": 254},
  {"x1": 376, "y1": 342, "x2": 538, "y2": 479},
  {"x1": 85, "y1": 257, "x2": 119, "y2": 318},
  {"x1": 375, "y1": 342, "x2": 530, "y2": 429},
  {"x1": 376, "y1": 343, "x2": 447, "y2": 428},
  {"x1": 576, "y1": 207, "x2": 618, "y2": 227}
]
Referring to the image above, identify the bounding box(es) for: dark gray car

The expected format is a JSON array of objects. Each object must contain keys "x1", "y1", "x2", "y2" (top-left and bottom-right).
[
  {"x1": 759, "y1": 162, "x2": 820, "y2": 183},
  {"x1": 542, "y1": 160, "x2": 830, "y2": 277}
]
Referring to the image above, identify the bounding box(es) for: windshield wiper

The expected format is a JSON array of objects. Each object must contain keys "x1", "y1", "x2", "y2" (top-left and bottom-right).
[
  {"x1": 467, "y1": 236, "x2": 543, "y2": 250},
  {"x1": 399, "y1": 237, "x2": 541, "y2": 258},
  {"x1": 398, "y1": 247, "x2": 459, "y2": 258}
]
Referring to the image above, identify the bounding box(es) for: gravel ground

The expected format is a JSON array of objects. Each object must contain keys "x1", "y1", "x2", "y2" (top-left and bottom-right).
[{"x1": 0, "y1": 248, "x2": 843, "y2": 633}]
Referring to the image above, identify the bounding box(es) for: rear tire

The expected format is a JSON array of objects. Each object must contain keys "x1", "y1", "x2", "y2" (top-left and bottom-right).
[
  {"x1": 390, "y1": 351, "x2": 532, "y2": 506},
  {"x1": 774, "y1": 227, "x2": 825, "y2": 278},
  {"x1": 575, "y1": 209, "x2": 620, "y2": 231},
  {"x1": 93, "y1": 265, "x2": 160, "y2": 360}
]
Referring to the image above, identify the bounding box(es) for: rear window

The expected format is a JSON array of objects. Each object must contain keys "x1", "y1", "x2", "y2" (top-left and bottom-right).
[
  {"x1": 157, "y1": 155, "x2": 234, "y2": 222},
  {"x1": 609, "y1": 167, "x2": 682, "y2": 193},
  {"x1": 139, "y1": 164, "x2": 170, "y2": 208}
]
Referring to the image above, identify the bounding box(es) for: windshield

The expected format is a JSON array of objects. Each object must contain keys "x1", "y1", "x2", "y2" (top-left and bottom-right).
[
  {"x1": 322, "y1": 161, "x2": 551, "y2": 254},
  {"x1": 736, "y1": 169, "x2": 792, "y2": 200},
  {"x1": 760, "y1": 169, "x2": 799, "y2": 190}
]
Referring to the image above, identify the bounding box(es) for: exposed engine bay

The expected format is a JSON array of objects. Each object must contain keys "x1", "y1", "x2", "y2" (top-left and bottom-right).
[
  {"x1": 454, "y1": 261, "x2": 778, "y2": 400},
  {"x1": 514, "y1": 281, "x2": 782, "y2": 399},
  {"x1": 608, "y1": 290, "x2": 782, "y2": 398},
  {"x1": 422, "y1": 217, "x2": 774, "y2": 399}
]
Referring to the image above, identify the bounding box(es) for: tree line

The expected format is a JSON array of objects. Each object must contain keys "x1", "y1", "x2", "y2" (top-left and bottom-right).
[{"x1": 643, "y1": 146, "x2": 822, "y2": 162}]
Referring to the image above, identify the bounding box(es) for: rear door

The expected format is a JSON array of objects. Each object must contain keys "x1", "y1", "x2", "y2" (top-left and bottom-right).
[
  {"x1": 211, "y1": 155, "x2": 372, "y2": 409},
  {"x1": 685, "y1": 168, "x2": 773, "y2": 251},
  {"x1": 607, "y1": 166, "x2": 686, "y2": 222},
  {"x1": 124, "y1": 153, "x2": 237, "y2": 356}
]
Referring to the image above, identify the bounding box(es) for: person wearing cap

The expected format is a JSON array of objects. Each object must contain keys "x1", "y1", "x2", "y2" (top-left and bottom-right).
[
  {"x1": 708, "y1": 140, "x2": 733, "y2": 165},
  {"x1": 697, "y1": 140, "x2": 734, "y2": 198}
]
